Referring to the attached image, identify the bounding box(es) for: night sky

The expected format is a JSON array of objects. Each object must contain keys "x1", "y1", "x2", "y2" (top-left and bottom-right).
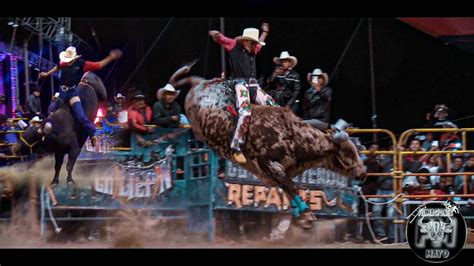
[{"x1": 2, "y1": 17, "x2": 474, "y2": 147}]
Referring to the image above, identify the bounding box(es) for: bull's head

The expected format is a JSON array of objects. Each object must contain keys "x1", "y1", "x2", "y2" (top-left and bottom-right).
[
  {"x1": 418, "y1": 216, "x2": 455, "y2": 247},
  {"x1": 13, "y1": 122, "x2": 51, "y2": 156},
  {"x1": 330, "y1": 119, "x2": 366, "y2": 178}
]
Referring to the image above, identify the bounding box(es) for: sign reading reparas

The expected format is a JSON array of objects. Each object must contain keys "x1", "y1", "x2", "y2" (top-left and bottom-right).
[{"x1": 224, "y1": 183, "x2": 336, "y2": 211}]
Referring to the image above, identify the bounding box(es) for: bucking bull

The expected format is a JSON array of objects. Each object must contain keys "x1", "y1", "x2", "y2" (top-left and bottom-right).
[{"x1": 171, "y1": 65, "x2": 365, "y2": 228}]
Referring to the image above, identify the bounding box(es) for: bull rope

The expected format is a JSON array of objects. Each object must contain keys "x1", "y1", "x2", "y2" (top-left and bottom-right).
[{"x1": 358, "y1": 187, "x2": 407, "y2": 245}]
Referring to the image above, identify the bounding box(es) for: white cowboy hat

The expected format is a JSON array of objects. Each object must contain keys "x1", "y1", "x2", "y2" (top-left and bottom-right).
[
  {"x1": 114, "y1": 93, "x2": 126, "y2": 100},
  {"x1": 59, "y1": 46, "x2": 81, "y2": 63},
  {"x1": 308, "y1": 68, "x2": 329, "y2": 85},
  {"x1": 157, "y1": 84, "x2": 180, "y2": 101},
  {"x1": 30, "y1": 116, "x2": 43, "y2": 123},
  {"x1": 273, "y1": 51, "x2": 298, "y2": 68},
  {"x1": 235, "y1": 28, "x2": 266, "y2": 46},
  {"x1": 54, "y1": 92, "x2": 60, "y2": 98}
]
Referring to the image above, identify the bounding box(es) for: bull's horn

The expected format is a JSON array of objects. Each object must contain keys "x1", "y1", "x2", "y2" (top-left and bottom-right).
[{"x1": 44, "y1": 122, "x2": 52, "y2": 134}]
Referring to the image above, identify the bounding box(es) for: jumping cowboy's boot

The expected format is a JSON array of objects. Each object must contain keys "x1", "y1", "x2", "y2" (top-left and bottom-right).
[{"x1": 233, "y1": 151, "x2": 247, "y2": 164}]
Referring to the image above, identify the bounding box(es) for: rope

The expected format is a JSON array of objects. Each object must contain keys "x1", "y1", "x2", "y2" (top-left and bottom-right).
[
  {"x1": 329, "y1": 18, "x2": 365, "y2": 81},
  {"x1": 46, "y1": 190, "x2": 62, "y2": 233},
  {"x1": 358, "y1": 187, "x2": 407, "y2": 245},
  {"x1": 122, "y1": 18, "x2": 174, "y2": 90}
]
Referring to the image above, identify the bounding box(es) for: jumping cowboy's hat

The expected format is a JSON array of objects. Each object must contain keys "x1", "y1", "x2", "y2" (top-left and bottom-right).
[
  {"x1": 273, "y1": 51, "x2": 298, "y2": 68},
  {"x1": 59, "y1": 46, "x2": 81, "y2": 63},
  {"x1": 54, "y1": 92, "x2": 60, "y2": 98},
  {"x1": 114, "y1": 93, "x2": 126, "y2": 100},
  {"x1": 307, "y1": 68, "x2": 329, "y2": 85},
  {"x1": 235, "y1": 28, "x2": 266, "y2": 46},
  {"x1": 157, "y1": 84, "x2": 180, "y2": 101}
]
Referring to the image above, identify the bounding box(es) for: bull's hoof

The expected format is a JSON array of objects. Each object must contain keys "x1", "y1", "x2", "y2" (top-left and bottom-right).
[
  {"x1": 301, "y1": 211, "x2": 317, "y2": 222},
  {"x1": 51, "y1": 178, "x2": 59, "y2": 186},
  {"x1": 295, "y1": 217, "x2": 314, "y2": 229},
  {"x1": 66, "y1": 178, "x2": 75, "y2": 185}
]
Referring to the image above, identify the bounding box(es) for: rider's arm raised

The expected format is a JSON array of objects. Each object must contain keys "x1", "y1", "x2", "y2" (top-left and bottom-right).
[
  {"x1": 84, "y1": 49, "x2": 122, "y2": 72},
  {"x1": 209, "y1": 31, "x2": 236, "y2": 51}
]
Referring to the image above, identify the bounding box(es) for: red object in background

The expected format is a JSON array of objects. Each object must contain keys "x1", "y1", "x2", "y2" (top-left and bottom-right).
[
  {"x1": 399, "y1": 18, "x2": 474, "y2": 37},
  {"x1": 94, "y1": 108, "x2": 104, "y2": 124}
]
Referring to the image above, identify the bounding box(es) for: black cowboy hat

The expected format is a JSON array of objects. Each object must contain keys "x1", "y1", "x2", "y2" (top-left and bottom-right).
[{"x1": 131, "y1": 90, "x2": 145, "y2": 99}]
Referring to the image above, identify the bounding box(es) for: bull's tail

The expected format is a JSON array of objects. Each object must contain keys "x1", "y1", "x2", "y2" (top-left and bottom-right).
[{"x1": 169, "y1": 61, "x2": 205, "y2": 90}]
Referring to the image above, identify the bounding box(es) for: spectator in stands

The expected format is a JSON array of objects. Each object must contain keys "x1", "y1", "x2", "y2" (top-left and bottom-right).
[
  {"x1": 266, "y1": 51, "x2": 301, "y2": 114},
  {"x1": 403, "y1": 139, "x2": 428, "y2": 173},
  {"x1": 425, "y1": 104, "x2": 456, "y2": 128},
  {"x1": 363, "y1": 143, "x2": 383, "y2": 192},
  {"x1": 423, "y1": 151, "x2": 443, "y2": 186},
  {"x1": 29, "y1": 116, "x2": 42, "y2": 129},
  {"x1": 372, "y1": 145, "x2": 396, "y2": 244},
  {"x1": 27, "y1": 87, "x2": 42, "y2": 118},
  {"x1": 449, "y1": 155, "x2": 467, "y2": 190},
  {"x1": 458, "y1": 154, "x2": 474, "y2": 194},
  {"x1": 403, "y1": 167, "x2": 432, "y2": 196},
  {"x1": 128, "y1": 91, "x2": 154, "y2": 147},
  {"x1": 302, "y1": 68, "x2": 332, "y2": 131},
  {"x1": 153, "y1": 84, "x2": 181, "y2": 128},
  {"x1": 439, "y1": 123, "x2": 461, "y2": 151},
  {"x1": 421, "y1": 133, "x2": 435, "y2": 151},
  {"x1": 114, "y1": 93, "x2": 126, "y2": 112}
]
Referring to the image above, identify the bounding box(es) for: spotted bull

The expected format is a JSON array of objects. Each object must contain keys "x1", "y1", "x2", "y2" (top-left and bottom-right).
[{"x1": 171, "y1": 65, "x2": 365, "y2": 228}]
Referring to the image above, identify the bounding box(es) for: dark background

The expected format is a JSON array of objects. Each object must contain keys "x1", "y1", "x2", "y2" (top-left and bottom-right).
[{"x1": 2, "y1": 17, "x2": 474, "y2": 146}]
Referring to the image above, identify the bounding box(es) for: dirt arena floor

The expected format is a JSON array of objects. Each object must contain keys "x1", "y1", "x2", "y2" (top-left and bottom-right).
[{"x1": 1, "y1": 157, "x2": 473, "y2": 249}]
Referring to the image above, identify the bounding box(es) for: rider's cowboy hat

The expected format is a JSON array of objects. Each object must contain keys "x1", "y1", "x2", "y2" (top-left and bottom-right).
[
  {"x1": 53, "y1": 92, "x2": 60, "y2": 98},
  {"x1": 273, "y1": 51, "x2": 298, "y2": 68},
  {"x1": 307, "y1": 68, "x2": 329, "y2": 85},
  {"x1": 235, "y1": 28, "x2": 266, "y2": 46},
  {"x1": 157, "y1": 84, "x2": 180, "y2": 101},
  {"x1": 59, "y1": 46, "x2": 81, "y2": 63}
]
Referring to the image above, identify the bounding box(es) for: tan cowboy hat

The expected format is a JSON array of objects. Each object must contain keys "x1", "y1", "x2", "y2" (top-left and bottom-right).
[
  {"x1": 235, "y1": 28, "x2": 266, "y2": 46},
  {"x1": 59, "y1": 46, "x2": 81, "y2": 63},
  {"x1": 157, "y1": 84, "x2": 180, "y2": 101},
  {"x1": 307, "y1": 68, "x2": 329, "y2": 85},
  {"x1": 273, "y1": 51, "x2": 298, "y2": 68}
]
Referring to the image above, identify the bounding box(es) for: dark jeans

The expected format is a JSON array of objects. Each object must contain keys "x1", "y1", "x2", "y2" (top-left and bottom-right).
[{"x1": 50, "y1": 86, "x2": 96, "y2": 137}]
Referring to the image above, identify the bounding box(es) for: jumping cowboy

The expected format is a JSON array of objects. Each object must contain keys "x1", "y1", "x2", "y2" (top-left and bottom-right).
[
  {"x1": 39, "y1": 46, "x2": 122, "y2": 147},
  {"x1": 209, "y1": 23, "x2": 278, "y2": 164}
]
